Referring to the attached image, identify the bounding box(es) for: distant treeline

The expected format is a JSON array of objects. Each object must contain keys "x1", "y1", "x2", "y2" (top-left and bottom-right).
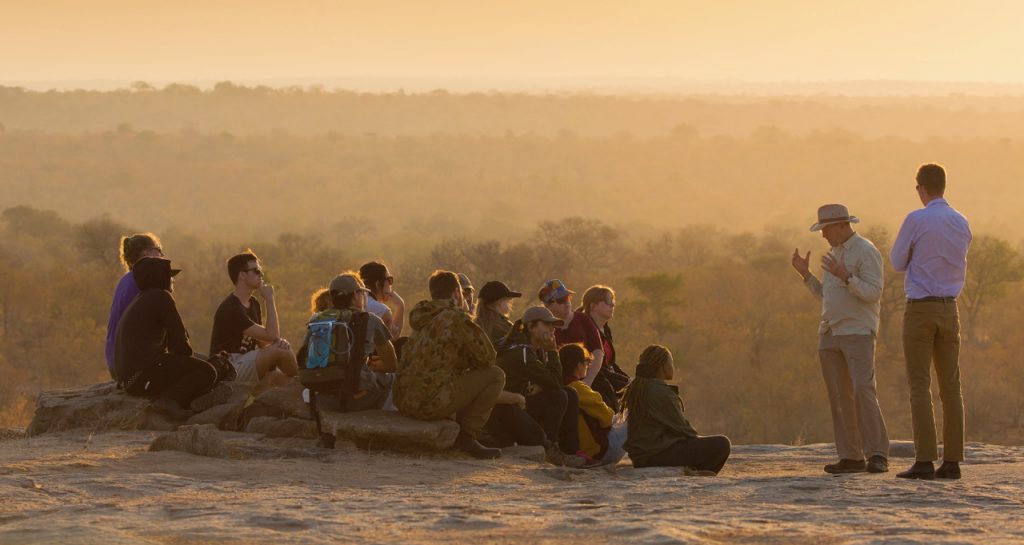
[
  {"x1": 3, "y1": 82, "x2": 1024, "y2": 140},
  {"x1": 1, "y1": 127, "x2": 1022, "y2": 240},
  {"x1": 1, "y1": 206, "x2": 1022, "y2": 445}
]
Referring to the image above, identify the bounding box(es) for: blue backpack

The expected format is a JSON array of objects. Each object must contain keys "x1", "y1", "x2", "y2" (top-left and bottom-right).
[{"x1": 299, "y1": 309, "x2": 369, "y2": 394}]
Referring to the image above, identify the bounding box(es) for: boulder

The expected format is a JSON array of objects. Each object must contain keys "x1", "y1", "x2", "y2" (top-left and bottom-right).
[
  {"x1": 320, "y1": 409, "x2": 459, "y2": 451},
  {"x1": 889, "y1": 440, "x2": 916, "y2": 459},
  {"x1": 148, "y1": 424, "x2": 229, "y2": 458},
  {"x1": 239, "y1": 379, "x2": 311, "y2": 427},
  {"x1": 186, "y1": 382, "x2": 254, "y2": 431},
  {"x1": 0, "y1": 428, "x2": 25, "y2": 440},
  {"x1": 244, "y1": 416, "x2": 318, "y2": 439},
  {"x1": 27, "y1": 382, "x2": 179, "y2": 436}
]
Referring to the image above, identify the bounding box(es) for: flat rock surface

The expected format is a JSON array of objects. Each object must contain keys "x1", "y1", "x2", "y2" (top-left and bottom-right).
[
  {"x1": 321, "y1": 409, "x2": 460, "y2": 450},
  {"x1": 0, "y1": 433, "x2": 1021, "y2": 544}
]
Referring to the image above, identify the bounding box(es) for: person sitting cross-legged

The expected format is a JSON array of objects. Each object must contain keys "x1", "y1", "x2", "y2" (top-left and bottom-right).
[{"x1": 623, "y1": 345, "x2": 731, "y2": 475}]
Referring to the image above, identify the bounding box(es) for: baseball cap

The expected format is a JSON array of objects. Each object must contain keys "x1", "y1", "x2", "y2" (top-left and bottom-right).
[
  {"x1": 329, "y1": 273, "x2": 371, "y2": 295},
  {"x1": 538, "y1": 279, "x2": 575, "y2": 304},
  {"x1": 521, "y1": 306, "x2": 564, "y2": 327},
  {"x1": 478, "y1": 281, "x2": 523, "y2": 303}
]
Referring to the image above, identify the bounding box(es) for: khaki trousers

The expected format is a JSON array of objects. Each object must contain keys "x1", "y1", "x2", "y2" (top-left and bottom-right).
[
  {"x1": 427, "y1": 366, "x2": 505, "y2": 438},
  {"x1": 902, "y1": 301, "x2": 964, "y2": 462},
  {"x1": 818, "y1": 331, "x2": 890, "y2": 460}
]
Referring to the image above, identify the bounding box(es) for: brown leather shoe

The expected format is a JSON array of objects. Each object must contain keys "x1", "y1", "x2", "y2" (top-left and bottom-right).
[
  {"x1": 935, "y1": 461, "x2": 961, "y2": 479},
  {"x1": 824, "y1": 459, "x2": 866, "y2": 474},
  {"x1": 866, "y1": 455, "x2": 889, "y2": 473},
  {"x1": 896, "y1": 461, "x2": 935, "y2": 480}
]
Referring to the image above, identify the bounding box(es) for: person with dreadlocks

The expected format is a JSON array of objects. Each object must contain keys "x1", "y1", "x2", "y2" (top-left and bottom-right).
[{"x1": 623, "y1": 345, "x2": 731, "y2": 474}]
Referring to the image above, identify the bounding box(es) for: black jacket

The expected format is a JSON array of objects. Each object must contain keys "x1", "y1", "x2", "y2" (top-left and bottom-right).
[{"x1": 114, "y1": 258, "x2": 192, "y2": 381}]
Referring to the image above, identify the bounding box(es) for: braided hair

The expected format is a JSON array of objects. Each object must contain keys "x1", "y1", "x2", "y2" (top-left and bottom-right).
[{"x1": 622, "y1": 345, "x2": 673, "y2": 421}]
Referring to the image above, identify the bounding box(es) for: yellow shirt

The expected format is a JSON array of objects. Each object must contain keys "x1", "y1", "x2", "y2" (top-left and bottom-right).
[{"x1": 567, "y1": 380, "x2": 614, "y2": 458}]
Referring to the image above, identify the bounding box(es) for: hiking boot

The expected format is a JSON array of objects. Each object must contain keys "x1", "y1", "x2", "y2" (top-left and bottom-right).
[
  {"x1": 896, "y1": 461, "x2": 936, "y2": 480},
  {"x1": 478, "y1": 431, "x2": 514, "y2": 449},
  {"x1": 454, "y1": 431, "x2": 501, "y2": 460},
  {"x1": 189, "y1": 383, "x2": 232, "y2": 413},
  {"x1": 149, "y1": 398, "x2": 193, "y2": 421},
  {"x1": 824, "y1": 458, "x2": 866, "y2": 474},
  {"x1": 544, "y1": 443, "x2": 568, "y2": 466},
  {"x1": 866, "y1": 455, "x2": 889, "y2": 474},
  {"x1": 935, "y1": 461, "x2": 961, "y2": 480}
]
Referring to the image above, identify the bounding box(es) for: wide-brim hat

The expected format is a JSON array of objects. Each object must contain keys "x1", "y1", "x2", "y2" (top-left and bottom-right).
[
  {"x1": 810, "y1": 204, "x2": 860, "y2": 232},
  {"x1": 521, "y1": 306, "x2": 564, "y2": 327}
]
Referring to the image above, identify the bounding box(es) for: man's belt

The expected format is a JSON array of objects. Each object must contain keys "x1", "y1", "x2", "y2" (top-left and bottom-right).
[{"x1": 907, "y1": 296, "x2": 957, "y2": 304}]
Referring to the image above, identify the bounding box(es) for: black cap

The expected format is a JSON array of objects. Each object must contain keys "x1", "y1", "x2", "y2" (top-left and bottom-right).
[{"x1": 478, "y1": 281, "x2": 522, "y2": 303}]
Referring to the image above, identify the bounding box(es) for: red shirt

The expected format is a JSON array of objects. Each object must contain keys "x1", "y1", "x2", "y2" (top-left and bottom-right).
[{"x1": 555, "y1": 311, "x2": 603, "y2": 353}]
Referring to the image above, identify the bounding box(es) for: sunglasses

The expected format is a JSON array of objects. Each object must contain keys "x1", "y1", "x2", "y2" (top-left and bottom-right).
[
  {"x1": 553, "y1": 296, "x2": 571, "y2": 305},
  {"x1": 245, "y1": 267, "x2": 264, "y2": 277}
]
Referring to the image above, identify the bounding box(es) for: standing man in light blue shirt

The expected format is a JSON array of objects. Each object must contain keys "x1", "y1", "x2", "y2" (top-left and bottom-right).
[{"x1": 890, "y1": 163, "x2": 972, "y2": 480}]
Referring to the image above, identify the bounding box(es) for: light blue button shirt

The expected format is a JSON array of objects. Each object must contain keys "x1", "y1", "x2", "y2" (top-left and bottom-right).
[{"x1": 890, "y1": 198, "x2": 972, "y2": 299}]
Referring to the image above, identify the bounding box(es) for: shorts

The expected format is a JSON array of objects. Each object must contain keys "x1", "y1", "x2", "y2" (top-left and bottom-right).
[{"x1": 228, "y1": 351, "x2": 260, "y2": 384}]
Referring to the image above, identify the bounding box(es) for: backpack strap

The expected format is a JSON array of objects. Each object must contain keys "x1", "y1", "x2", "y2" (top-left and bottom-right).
[{"x1": 343, "y1": 311, "x2": 371, "y2": 394}]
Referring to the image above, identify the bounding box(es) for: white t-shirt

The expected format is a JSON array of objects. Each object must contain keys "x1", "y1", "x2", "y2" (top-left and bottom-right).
[{"x1": 366, "y1": 297, "x2": 390, "y2": 319}]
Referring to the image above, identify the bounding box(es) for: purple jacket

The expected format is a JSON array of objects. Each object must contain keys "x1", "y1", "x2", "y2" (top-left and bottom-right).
[{"x1": 105, "y1": 272, "x2": 140, "y2": 371}]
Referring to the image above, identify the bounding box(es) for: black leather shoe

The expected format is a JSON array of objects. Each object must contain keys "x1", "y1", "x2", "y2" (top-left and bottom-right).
[
  {"x1": 454, "y1": 431, "x2": 502, "y2": 459},
  {"x1": 824, "y1": 459, "x2": 866, "y2": 474},
  {"x1": 936, "y1": 461, "x2": 961, "y2": 480},
  {"x1": 896, "y1": 461, "x2": 935, "y2": 480},
  {"x1": 866, "y1": 455, "x2": 889, "y2": 473}
]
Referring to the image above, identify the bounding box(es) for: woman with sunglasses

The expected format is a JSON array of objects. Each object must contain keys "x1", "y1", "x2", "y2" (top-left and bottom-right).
[
  {"x1": 105, "y1": 233, "x2": 164, "y2": 380},
  {"x1": 579, "y1": 285, "x2": 631, "y2": 412},
  {"x1": 359, "y1": 261, "x2": 406, "y2": 338}
]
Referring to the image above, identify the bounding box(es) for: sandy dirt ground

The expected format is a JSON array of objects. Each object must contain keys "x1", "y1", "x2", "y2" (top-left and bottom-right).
[{"x1": 1, "y1": 431, "x2": 1022, "y2": 545}]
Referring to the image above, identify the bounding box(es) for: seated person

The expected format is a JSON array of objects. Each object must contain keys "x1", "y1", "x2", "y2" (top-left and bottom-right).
[
  {"x1": 560, "y1": 343, "x2": 627, "y2": 465},
  {"x1": 458, "y1": 273, "x2": 477, "y2": 315},
  {"x1": 623, "y1": 345, "x2": 731, "y2": 474},
  {"x1": 105, "y1": 232, "x2": 164, "y2": 380},
  {"x1": 393, "y1": 270, "x2": 505, "y2": 459},
  {"x1": 359, "y1": 261, "x2": 406, "y2": 338},
  {"x1": 297, "y1": 273, "x2": 397, "y2": 412},
  {"x1": 494, "y1": 306, "x2": 584, "y2": 461},
  {"x1": 115, "y1": 257, "x2": 229, "y2": 419},
  {"x1": 210, "y1": 251, "x2": 298, "y2": 390},
  {"x1": 309, "y1": 287, "x2": 331, "y2": 315},
  {"x1": 475, "y1": 280, "x2": 522, "y2": 345},
  {"x1": 539, "y1": 279, "x2": 605, "y2": 387},
  {"x1": 580, "y1": 285, "x2": 631, "y2": 412}
]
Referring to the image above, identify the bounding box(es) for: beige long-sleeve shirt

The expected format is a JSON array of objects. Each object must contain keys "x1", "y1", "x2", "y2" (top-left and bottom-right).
[{"x1": 804, "y1": 232, "x2": 883, "y2": 336}]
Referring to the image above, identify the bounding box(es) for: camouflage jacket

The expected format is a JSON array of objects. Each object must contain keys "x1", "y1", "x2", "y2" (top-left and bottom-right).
[{"x1": 393, "y1": 299, "x2": 497, "y2": 418}]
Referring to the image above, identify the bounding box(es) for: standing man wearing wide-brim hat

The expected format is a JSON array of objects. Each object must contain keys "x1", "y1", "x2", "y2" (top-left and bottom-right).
[{"x1": 792, "y1": 204, "x2": 891, "y2": 474}]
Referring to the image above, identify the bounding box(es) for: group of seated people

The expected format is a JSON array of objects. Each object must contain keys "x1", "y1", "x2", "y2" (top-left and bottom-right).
[{"x1": 106, "y1": 233, "x2": 731, "y2": 473}]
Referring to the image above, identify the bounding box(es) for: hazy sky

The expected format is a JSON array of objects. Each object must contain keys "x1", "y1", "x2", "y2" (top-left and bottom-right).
[{"x1": 2, "y1": 0, "x2": 1023, "y2": 85}]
